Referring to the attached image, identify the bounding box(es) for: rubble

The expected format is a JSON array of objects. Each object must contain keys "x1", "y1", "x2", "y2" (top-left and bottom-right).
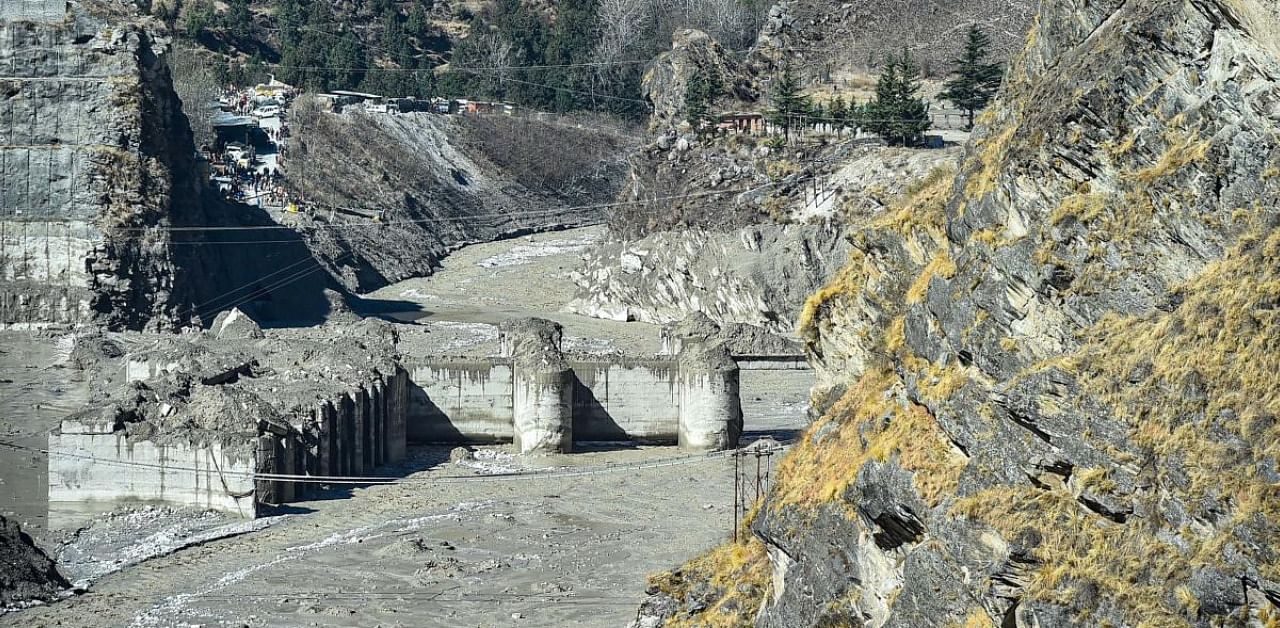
[{"x1": 0, "y1": 515, "x2": 68, "y2": 608}]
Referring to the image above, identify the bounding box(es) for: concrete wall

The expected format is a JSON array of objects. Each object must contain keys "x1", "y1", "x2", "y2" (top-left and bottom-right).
[
  {"x1": 48, "y1": 432, "x2": 257, "y2": 518},
  {"x1": 0, "y1": 0, "x2": 66, "y2": 21},
  {"x1": 406, "y1": 359, "x2": 514, "y2": 443},
  {"x1": 50, "y1": 368, "x2": 411, "y2": 517},
  {"x1": 403, "y1": 355, "x2": 811, "y2": 446},
  {"x1": 570, "y1": 360, "x2": 680, "y2": 443}
]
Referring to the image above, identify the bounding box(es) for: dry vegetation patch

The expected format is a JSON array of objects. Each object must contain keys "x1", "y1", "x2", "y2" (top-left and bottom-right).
[{"x1": 771, "y1": 369, "x2": 966, "y2": 510}]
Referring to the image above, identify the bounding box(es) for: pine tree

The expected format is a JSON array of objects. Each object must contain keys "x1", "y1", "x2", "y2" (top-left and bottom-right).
[
  {"x1": 406, "y1": 3, "x2": 431, "y2": 42},
  {"x1": 828, "y1": 96, "x2": 847, "y2": 136},
  {"x1": 183, "y1": 0, "x2": 215, "y2": 39},
  {"x1": 940, "y1": 24, "x2": 1003, "y2": 130},
  {"x1": 685, "y1": 68, "x2": 714, "y2": 131},
  {"x1": 222, "y1": 0, "x2": 252, "y2": 42},
  {"x1": 767, "y1": 68, "x2": 809, "y2": 141},
  {"x1": 328, "y1": 31, "x2": 366, "y2": 91},
  {"x1": 864, "y1": 49, "x2": 931, "y2": 146}
]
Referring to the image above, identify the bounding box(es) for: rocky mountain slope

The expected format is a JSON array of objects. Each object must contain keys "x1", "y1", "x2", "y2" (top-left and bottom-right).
[
  {"x1": 639, "y1": 0, "x2": 1280, "y2": 625},
  {"x1": 288, "y1": 107, "x2": 635, "y2": 293},
  {"x1": 0, "y1": 515, "x2": 68, "y2": 608},
  {"x1": 566, "y1": 224, "x2": 848, "y2": 331},
  {"x1": 0, "y1": 4, "x2": 347, "y2": 330},
  {"x1": 751, "y1": 0, "x2": 1036, "y2": 80}
]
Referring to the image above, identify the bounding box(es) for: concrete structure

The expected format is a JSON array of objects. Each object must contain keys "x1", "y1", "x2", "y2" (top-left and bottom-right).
[
  {"x1": 677, "y1": 343, "x2": 743, "y2": 451},
  {"x1": 570, "y1": 360, "x2": 680, "y2": 442},
  {"x1": 49, "y1": 367, "x2": 411, "y2": 518},
  {"x1": 401, "y1": 330, "x2": 748, "y2": 453},
  {"x1": 47, "y1": 431, "x2": 257, "y2": 517},
  {"x1": 513, "y1": 365, "x2": 574, "y2": 454},
  {"x1": 0, "y1": 0, "x2": 65, "y2": 21},
  {"x1": 45, "y1": 318, "x2": 797, "y2": 517}
]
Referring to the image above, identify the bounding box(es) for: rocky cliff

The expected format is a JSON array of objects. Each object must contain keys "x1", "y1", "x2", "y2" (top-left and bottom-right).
[
  {"x1": 0, "y1": 8, "x2": 203, "y2": 330},
  {"x1": 567, "y1": 224, "x2": 849, "y2": 332},
  {"x1": 751, "y1": 0, "x2": 1036, "y2": 79},
  {"x1": 287, "y1": 106, "x2": 635, "y2": 293},
  {"x1": 641, "y1": 0, "x2": 1280, "y2": 625},
  {"x1": 0, "y1": 4, "x2": 339, "y2": 330}
]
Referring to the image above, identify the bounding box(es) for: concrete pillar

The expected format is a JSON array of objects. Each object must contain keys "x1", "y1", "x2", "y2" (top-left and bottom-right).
[
  {"x1": 338, "y1": 393, "x2": 354, "y2": 476},
  {"x1": 502, "y1": 318, "x2": 574, "y2": 454},
  {"x1": 513, "y1": 366, "x2": 574, "y2": 454},
  {"x1": 371, "y1": 381, "x2": 385, "y2": 468},
  {"x1": 350, "y1": 388, "x2": 366, "y2": 475},
  {"x1": 256, "y1": 434, "x2": 279, "y2": 505},
  {"x1": 278, "y1": 437, "x2": 295, "y2": 503},
  {"x1": 677, "y1": 343, "x2": 743, "y2": 452},
  {"x1": 355, "y1": 386, "x2": 370, "y2": 472},
  {"x1": 387, "y1": 368, "x2": 407, "y2": 462},
  {"x1": 317, "y1": 401, "x2": 333, "y2": 477}
]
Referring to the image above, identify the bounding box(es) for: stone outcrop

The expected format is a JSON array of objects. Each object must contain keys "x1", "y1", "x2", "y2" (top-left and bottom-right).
[
  {"x1": 749, "y1": 0, "x2": 1035, "y2": 79},
  {"x1": 0, "y1": 10, "x2": 200, "y2": 329},
  {"x1": 650, "y1": 0, "x2": 1280, "y2": 625},
  {"x1": 0, "y1": 515, "x2": 68, "y2": 608},
  {"x1": 642, "y1": 28, "x2": 758, "y2": 131},
  {"x1": 0, "y1": 3, "x2": 338, "y2": 331},
  {"x1": 568, "y1": 223, "x2": 849, "y2": 332}
]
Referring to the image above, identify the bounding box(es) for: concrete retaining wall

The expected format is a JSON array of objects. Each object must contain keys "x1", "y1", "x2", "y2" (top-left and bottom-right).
[
  {"x1": 406, "y1": 359, "x2": 514, "y2": 443},
  {"x1": 48, "y1": 433, "x2": 257, "y2": 518},
  {"x1": 570, "y1": 360, "x2": 679, "y2": 442}
]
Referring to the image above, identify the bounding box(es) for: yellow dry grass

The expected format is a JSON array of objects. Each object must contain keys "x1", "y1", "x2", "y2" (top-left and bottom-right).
[
  {"x1": 771, "y1": 369, "x2": 966, "y2": 510},
  {"x1": 652, "y1": 538, "x2": 771, "y2": 628},
  {"x1": 950, "y1": 229, "x2": 1280, "y2": 625},
  {"x1": 906, "y1": 249, "x2": 957, "y2": 304},
  {"x1": 1049, "y1": 192, "x2": 1108, "y2": 225},
  {"x1": 1126, "y1": 126, "x2": 1211, "y2": 186},
  {"x1": 951, "y1": 487, "x2": 1192, "y2": 627},
  {"x1": 798, "y1": 165, "x2": 956, "y2": 341},
  {"x1": 965, "y1": 124, "x2": 1018, "y2": 200}
]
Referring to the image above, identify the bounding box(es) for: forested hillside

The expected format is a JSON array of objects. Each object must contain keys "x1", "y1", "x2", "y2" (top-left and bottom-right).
[{"x1": 155, "y1": 0, "x2": 770, "y2": 118}]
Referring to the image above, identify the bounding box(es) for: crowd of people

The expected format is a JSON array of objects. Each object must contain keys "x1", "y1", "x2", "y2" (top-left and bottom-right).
[{"x1": 205, "y1": 80, "x2": 297, "y2": 211}]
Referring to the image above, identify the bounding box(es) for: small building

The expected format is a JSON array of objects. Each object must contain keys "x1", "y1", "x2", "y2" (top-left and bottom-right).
[
  {"x1": 211, "y1": 112, "x2": 259, "y2": 147},
  {"x1": 465, "y1": 101, "x2": 498, "y2": 114},
  {"x1": 430, "y1": 97, "x2": 453, "y2": 114},
  {"x1": 718, "y1": 112, "x2": 767, "y2": 135},
  {"x1": 330, "y1": 90, "x2": 387, "y2": 112}
]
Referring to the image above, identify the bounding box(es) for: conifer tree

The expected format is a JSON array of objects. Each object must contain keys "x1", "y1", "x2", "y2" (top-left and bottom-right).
[
  {"x1": 864, "y1": 49, "x2": 931, "y2": 146},
  {"x1": 828, "y1": 95, "x2": 847, "y2": 136},
  {"x1": 768, "y1": 68, "x2": 809, "y2": 141},
  {"x1": 940, "y1": 24, "x2": 1003, "y2": 130},
  {"x1": 685, "y1": 68, "x2": 717, "y2": 131}
]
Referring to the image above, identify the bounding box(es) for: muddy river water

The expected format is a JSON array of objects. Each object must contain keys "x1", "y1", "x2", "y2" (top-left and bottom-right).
[{"x1": 0, "y1": 227, "x2": 812, "y2": 627}]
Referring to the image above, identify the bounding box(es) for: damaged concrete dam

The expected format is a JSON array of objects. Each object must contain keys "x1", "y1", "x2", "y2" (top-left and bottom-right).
[
  {"x1": 0, "y1": 1, "x2": 827, "y2": 616},
  {"x1": 12, "y1": 0, "x2": 1263, "y2": 624},
  {"x1": 47, "y1": 313, "x2": 786, "y2": 518}
]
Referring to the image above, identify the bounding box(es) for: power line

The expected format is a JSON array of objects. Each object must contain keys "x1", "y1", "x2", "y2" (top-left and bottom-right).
[
  {"x1": 1, "y1": 438, "x2": 788, "y2": 484},
  {"x1": 2, "y1": 171, "x2": 833, "y2": 234}
]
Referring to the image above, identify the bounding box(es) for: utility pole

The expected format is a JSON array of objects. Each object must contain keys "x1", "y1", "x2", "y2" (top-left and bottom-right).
[{"x1": 732, "y1": 449, "x2": 740, "y2": 543}]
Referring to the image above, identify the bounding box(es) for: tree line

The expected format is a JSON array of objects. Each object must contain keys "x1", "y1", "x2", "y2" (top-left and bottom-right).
[
  {"x1": 171, "y1": 0, "x2": 768, "y2": 120},
  {"x1": 686, "y1": 25, "x2": 1004, "y2": 145}
]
